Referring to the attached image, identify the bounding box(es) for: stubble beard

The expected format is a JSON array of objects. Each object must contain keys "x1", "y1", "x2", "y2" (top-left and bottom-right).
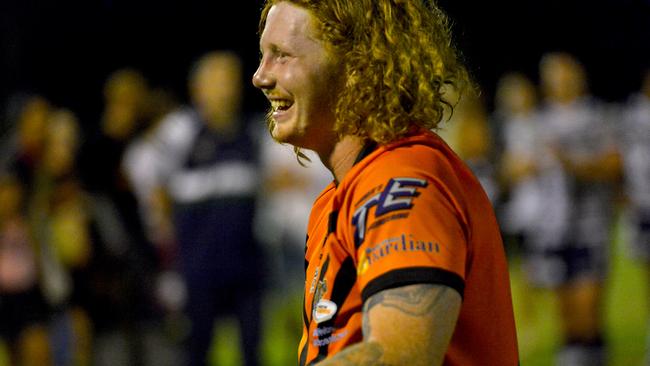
[{"x1": 264, "y1": 107, "x2": 274, "y2": 129}]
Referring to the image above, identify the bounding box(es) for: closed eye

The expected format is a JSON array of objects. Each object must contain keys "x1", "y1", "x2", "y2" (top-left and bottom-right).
[{"x1": 270, "y1": 44, "x2": 292, "y2": 62}]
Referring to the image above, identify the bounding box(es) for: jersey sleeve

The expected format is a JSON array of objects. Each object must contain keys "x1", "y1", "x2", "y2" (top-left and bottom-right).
[{"x1": 345, "y1": 158, "x2": 468, "y2": 302}]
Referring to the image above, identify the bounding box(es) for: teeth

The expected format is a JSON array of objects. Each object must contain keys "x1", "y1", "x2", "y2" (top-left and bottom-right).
[{"x1": 271, "y1": 100, "x2": 292, "y2": 111}]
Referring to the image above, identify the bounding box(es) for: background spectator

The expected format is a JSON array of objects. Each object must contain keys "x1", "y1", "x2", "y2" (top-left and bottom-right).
[
  {"x1": 535, "y1": 53, "x2": 621, "y2": 366},
  {"x1": 128, "y1": 51, "x2": 265, "y2": 366}
]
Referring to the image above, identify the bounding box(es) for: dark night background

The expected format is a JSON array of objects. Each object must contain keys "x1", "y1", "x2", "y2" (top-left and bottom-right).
[{"x1": 1, "y1": 0, "x2": 649, "y2": 132}]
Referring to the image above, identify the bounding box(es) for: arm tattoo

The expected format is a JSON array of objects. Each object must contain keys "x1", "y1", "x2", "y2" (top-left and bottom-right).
[
  {"x1": 323, "y1": 284, "x2": 458, "y2": 365},
  {"x1": 315, "y1": 342, "x2": 392, "y2": 366},
  {"x1": 363, "y1": 284, "x2": 453, "y2": 337},
  {"x1": 366, "y1": 284, "x2": 450, "y2": 316}
]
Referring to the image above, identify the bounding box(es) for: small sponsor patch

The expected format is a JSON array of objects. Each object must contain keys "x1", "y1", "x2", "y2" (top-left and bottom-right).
[
  {"x1": 313, "y1": 299, "x2": 338, "y2": 324},
  {"x1": 312, "y1": 330, "x2": 348, "y2": 347}
]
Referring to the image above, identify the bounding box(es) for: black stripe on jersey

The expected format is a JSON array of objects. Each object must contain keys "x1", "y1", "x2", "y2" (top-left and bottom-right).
[
  {"x1": 305, "y1": 234, "x2": 309, "y2": 271},
  {"x1": 299, "y1": 338, "x2": 309, "y2": 366},
  {"x1": 328, "y1": 210, "x2": 339, "y2": 234},
  {"x1": 309, "y1": 355, "x2": 326, "y2": 365},
  {"x1": 305, "y1": 234, "x2": 309, "y2": 272},
  {"x1": 302, "y1": 295, "x2": 309, "y2": 332},
  {"x1": 361, "y1": 267, "x2": 465, "y2": 303},
  {"x1": 315, "y1": 256, "x2": 357, "y2": 360},
  {"x1": 299, "y1": 293, "x2": 309, "y2": 366}
]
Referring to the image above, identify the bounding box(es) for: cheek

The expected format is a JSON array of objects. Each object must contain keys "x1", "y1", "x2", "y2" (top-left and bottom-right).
[
  {"x1": 288, "y1": 59, "x2": 342, "y2": 118},
  {"x1": 312, "y1": 70, "x2": 341, "y2": 112},
  {"x1": 275, "y1": 64, "x2": 299, "y2": 93},
  {"x1": 318, "y1": 59, "x2": 343, "y2": 94}
]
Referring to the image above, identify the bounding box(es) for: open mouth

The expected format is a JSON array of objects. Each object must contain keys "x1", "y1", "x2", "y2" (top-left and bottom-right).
[{"x1": 271, "y1": 99, "x2": 293, "y2": 113}]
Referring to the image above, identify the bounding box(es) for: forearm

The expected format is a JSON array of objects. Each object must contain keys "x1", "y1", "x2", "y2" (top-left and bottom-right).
[
  {"x1": 314, "y1": 341, "x2": 389, "y2": 366},
  {"x1": 317, "y1": 284, "x2": 460, "y2": 366}
]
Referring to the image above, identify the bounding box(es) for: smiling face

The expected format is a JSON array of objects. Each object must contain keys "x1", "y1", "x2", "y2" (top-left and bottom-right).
[
  {"x1": 253, "y1": 2, "x2": 342, "y2": 153},
  {"x1": 190, "y1": 52, "x2": 243, "y2": 130}
]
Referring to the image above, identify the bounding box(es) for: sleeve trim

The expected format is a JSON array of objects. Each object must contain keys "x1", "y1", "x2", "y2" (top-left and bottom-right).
[{"x1": 361, "y1": 267, "x2": 465, "y2": 302}]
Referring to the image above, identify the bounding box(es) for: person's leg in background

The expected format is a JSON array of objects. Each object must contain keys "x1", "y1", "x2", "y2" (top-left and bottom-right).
[
  {"x1": 184, "y1": 281, "x2": 218, "y2": 366},
  {"x1": 234, "y1": 284, "x2": 262, "y2": 366}
]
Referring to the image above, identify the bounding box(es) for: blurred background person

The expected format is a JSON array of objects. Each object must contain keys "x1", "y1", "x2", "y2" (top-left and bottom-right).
[
  {"x1": 123, "y1": 87, "x2": 180, "y2": 259},
  {"x1": 495, "y1": 72, "x2": 543, "y2": 252},
  {"x1": 0, "y1": 173, "x2": 51, "y2": 366},
  {"x1": 537, "y1": 52, "x2": 622, "y2": 366},
  {"x1": 1, "y1": 96, "x2": 51, "y2": 186},
  {"x1": 121, "y1": 85, "x2": 186, "y2": 366},
  {"x1": 29, "y1": 108, "x2": 93, "y2": 366},
  {"x1": 77, "y1": 68, "x2": 162, "y2": 366},
  {"x1": 493, "y1": 71, "x2": 571, "y2": 352},
  {"x1": 620, "y1": 68, "x2": 650, "y2": 365},
  {"x1": 131, "y1": 50, "x2": 264, "y2": 366}
]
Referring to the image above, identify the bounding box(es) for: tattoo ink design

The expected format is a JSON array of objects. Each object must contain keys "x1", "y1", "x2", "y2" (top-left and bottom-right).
[
  {"x1": 321, "y1": 285, "x2": 457, "y2": 365},
  {"x1": 365, "y1": 284, "x2": 450, "y2": 317},
  {"x1": 316, "y1": 342, "x2": 391, "y2": 366}
]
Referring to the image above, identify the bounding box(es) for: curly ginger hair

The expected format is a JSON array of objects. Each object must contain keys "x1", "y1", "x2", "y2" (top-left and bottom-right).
[{"x1": 259, "y1": 0, "x2": 470, "y2": 145}]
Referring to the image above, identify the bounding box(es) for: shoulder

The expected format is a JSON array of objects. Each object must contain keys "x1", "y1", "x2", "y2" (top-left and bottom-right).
[
  {"x1": 336, "y1": 132, "x2": 483, "y2": 243},
  {"x1": 345, "y1": 132, "x2": 476, "y2": 205}
]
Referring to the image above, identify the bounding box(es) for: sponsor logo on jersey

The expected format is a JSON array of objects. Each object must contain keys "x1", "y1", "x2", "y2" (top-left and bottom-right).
[
  {"x1": 312, "y1": 329, "x2": 348, "y2": 347},
  {"x1": 352, "y1": 177, "x2": 427, "y2": 247},
  {"x1": 357, "y1": 233, "x2": 440, "y2": 275},
  {"x1": 313, "y1": 326, "x2": 336, "y2": 337},
  {"x1": 313, "y1": 299, "x2": 338, "y2": 324}
]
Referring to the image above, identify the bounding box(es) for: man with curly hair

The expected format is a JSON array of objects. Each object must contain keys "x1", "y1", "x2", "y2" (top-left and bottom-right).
[{"x1": 252, "y1": 1, "x2": 518, "y2": 365}]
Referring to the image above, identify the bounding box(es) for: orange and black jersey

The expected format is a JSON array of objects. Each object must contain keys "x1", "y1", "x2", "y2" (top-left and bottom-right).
[{"x1": 300, "y1": 129, "x2": 518, "y2": 365}]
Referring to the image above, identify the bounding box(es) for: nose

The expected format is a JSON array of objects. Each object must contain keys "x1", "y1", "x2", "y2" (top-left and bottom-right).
[{"x1": 252, "y1": 58, "x2": 274, "y2": 91}]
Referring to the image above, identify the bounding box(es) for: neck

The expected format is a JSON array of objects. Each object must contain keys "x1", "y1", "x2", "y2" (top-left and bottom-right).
[{"x1": 319, "y1": 135, "x2": 365, "y2": 183}]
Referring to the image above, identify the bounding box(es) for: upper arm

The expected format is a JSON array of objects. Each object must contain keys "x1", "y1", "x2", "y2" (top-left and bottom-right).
[{"x1": 362, "y1": 283, "x2": 461, "y2": 366}]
